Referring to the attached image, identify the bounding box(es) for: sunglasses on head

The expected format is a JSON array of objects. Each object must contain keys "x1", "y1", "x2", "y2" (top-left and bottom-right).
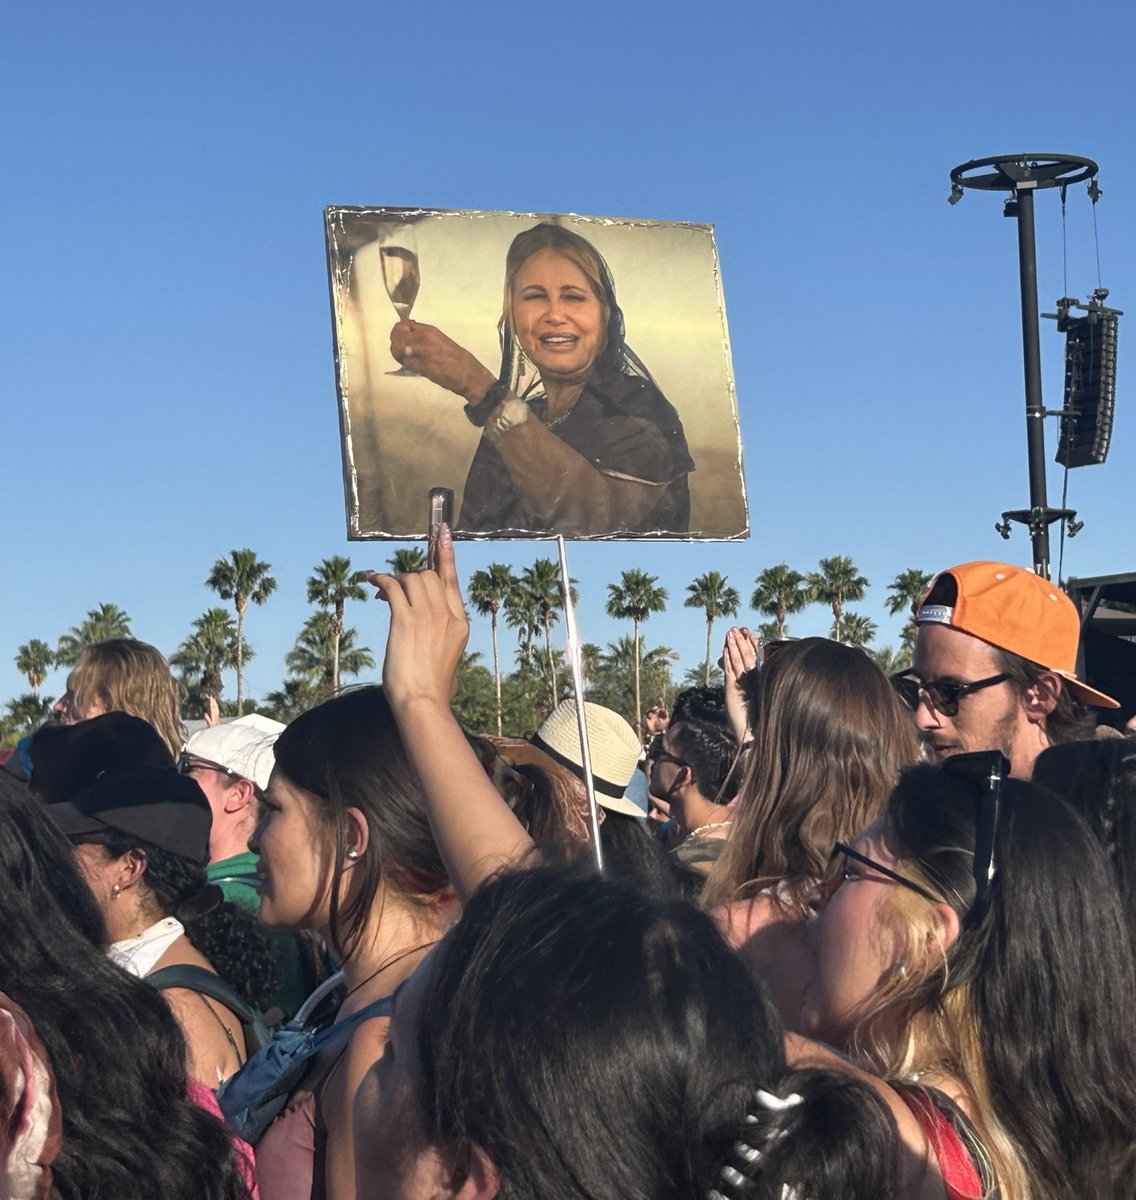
[{"x1": 890, "y1": 670, "x2": 1010, "y2": 718}]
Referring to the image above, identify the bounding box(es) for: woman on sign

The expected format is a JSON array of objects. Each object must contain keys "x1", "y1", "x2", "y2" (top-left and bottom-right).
[{"x1": 390, "y1": 222, "x2": 693, "y2": 535}]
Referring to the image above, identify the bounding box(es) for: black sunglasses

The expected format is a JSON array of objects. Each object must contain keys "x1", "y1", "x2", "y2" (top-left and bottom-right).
[
  {"x1": 890, "y1": 670, "x2": 1011, "y2": 718},
  {"x1": 940, "y1": 749, "x2": 1008, "y2": 922},
  {"x1": 829, "y1": 841, "x2": 942, "y2": 905},
  {"x1": 177, "y1": 753, "x2": 241, "y2": 782},
  {"x1": 645, "y1": 739, "x2": 686, "y2": 769}
]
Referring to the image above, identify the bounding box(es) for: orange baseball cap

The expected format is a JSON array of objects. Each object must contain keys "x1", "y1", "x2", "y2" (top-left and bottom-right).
[{"x1": 916, "y1": 561, "x2": 1119, "y2": 709}]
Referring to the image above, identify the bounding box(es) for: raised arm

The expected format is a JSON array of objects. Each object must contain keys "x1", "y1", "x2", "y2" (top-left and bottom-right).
[{"x1": 369, "y1": 526, "x2": 536, "y2": 901}]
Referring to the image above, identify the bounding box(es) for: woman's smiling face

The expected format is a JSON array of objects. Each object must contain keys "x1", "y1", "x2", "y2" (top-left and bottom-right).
[{"x1": 510, "y1": 248, "x2": 606, "y2": 383}]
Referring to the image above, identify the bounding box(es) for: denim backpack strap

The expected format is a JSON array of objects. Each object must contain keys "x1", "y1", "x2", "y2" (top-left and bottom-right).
[{"x1": 216, "y1": 993, "x2": 393, "y2": 1143}]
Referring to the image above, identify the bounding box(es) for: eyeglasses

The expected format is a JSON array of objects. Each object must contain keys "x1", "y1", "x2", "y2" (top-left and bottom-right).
[
  {"x1": 890, "y1": 670, "x2": 1011, "y2": 718},
  {"x1": 941, "y1": 749, "x2": 1008, "y2": 922},
  {"x1": 645, "y1": 740, "x2": 687, "y2": 769},
  {"x1": 828, "y1": 841, "x2": 942, "y2": 905},
  {"x1": 177, "y1": 753, "x2": 241, "y2": 782}
]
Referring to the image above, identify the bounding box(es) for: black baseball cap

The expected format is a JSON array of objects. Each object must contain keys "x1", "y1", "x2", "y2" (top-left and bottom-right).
[
  {"x1": 30, "y1": 713, "x2": 174, "y2": 804},
  {"x1": 46, "y1": 765, "x2": 211, "y2": 865}
]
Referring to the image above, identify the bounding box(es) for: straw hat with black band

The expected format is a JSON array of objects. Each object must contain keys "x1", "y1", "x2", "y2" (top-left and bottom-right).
[{"x1": 529, "y1": 701, "x2": 645, "y2": 818}]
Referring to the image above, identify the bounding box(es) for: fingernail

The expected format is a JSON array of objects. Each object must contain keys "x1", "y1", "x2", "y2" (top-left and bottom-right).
[{"x1": 440, "y1": 522, "x2": 452, "y2": 547}]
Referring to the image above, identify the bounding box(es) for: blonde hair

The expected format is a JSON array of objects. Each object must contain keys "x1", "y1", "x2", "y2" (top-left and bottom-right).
[
  {"x1": 848, "y1": 876, "x2": 1028, "y2": 1199},
  {"x1": 701, "y1": 638, "x2": 919, "y2": 911},
  {"x1": 69, "y1": 639, "x2": 186, "y2": 759}
]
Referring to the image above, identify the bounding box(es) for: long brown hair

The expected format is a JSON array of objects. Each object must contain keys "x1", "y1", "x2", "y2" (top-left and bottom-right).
[{"x1": 702, "y1": 638, "x2": 919, "y2": 911}]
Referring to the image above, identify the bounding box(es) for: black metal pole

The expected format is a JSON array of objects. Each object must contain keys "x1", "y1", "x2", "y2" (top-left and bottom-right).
[{"x1": 1012, "y1": 187, "x2": 1051, "y2": 579}]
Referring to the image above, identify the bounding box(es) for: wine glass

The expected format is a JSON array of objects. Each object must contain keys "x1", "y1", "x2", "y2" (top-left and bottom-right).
[{"x1": 378, "y1": 222, "x2": 421, "y2": 376}]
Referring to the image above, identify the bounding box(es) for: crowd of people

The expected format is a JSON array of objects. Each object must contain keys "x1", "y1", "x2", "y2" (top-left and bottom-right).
[{"x1": 2, "y1": 536, "x2": 1135, "y2": 1200}]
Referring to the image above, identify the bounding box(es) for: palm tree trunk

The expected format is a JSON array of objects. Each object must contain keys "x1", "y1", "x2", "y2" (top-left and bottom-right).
[
  {"x1": 332, "y1": 626, "x2": 341, "y2": 695},
  {"x1": 704, "y1": 616, "x2": 713, "y2": 686},
  {"x1": 236, "y1": 605, "x2": 245, "y2": 716},
  {"x1": 633, "y1": 618, "x2": 642, "y2": 738},
  {"x1": 544, "y1": 615, "x2": 557, "y2": 701},
  {"x1": 491, "y1": 612, "x2": 502, "y2": 737}
]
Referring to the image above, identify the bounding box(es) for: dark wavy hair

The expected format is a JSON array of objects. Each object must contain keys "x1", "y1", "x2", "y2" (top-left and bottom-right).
[
  {"x1": 91, "y1": 829, "x2": 277, "y2": 1009},
  {"x1": 861, "y1": 764, "x2": 1136, "y2": 1198},
  {"x1": 0, "y1": 776, "x2": 251, "y2": 1200},
  {"x1": 270, "y1": 685, "x2": 449, "y2": 959},
  {"x1": 410, "y1": 867, "x2": 899, "y2": 1200},
  {"x1": 669, "y1": 716, "x2": 741, "y2": 804}
]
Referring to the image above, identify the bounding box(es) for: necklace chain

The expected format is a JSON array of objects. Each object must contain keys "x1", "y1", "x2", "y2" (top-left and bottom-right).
[
  {"x1": 688, "y1": 820, "x2": 733, "y2": 838},
  {"x1": 342, "y1": 938, "x2": 439, "y2": 1004}
]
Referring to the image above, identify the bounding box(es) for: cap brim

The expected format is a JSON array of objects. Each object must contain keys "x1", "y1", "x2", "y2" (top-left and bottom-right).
[
  {"x1": 1056, "y1": 671, "x2": 1120, "y2": 709},
  {"x1": 44, "y1": 800, "x2": 108, "y2": 840},
  {"x1": 598, "y1": 794, "x2": 647, "y2": 818}
]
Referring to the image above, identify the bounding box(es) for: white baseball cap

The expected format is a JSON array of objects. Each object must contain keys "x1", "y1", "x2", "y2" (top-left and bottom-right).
[{"x1": 183, "y1": 714, "x2": 285, "y2": 791}]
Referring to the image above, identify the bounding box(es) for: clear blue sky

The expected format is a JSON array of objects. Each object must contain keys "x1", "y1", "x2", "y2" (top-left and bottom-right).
[{"x1": 4, "y1": 0, "x2": 1134, "y2": 709}]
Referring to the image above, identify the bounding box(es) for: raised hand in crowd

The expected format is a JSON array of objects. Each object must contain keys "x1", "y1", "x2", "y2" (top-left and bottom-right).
[
  {"x1": 368, "y1": 526, "x2": 537, "y2": 901},
  {"x1": 721, "y1": 625, "x2": 759, "y2": 744},
  {"x1": 643, "y1": 699, "x2": 669, "y2": 738}
]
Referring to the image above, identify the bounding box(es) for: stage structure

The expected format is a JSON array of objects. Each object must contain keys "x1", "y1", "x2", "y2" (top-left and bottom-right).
[{"x1": 948, "y1": 154, "x2": 1120, "y2": 582}]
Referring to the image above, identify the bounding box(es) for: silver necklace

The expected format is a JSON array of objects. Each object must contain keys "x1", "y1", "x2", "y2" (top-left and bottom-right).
[{"x1": 688, "y1": 820, "x2": 733, "y2": 838}]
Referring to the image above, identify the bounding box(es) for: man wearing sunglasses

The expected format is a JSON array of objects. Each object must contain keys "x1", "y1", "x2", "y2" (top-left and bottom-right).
[
  {"x1": 647, "y1": 718, "x2": 738, "y2": 871},
  {"x1": 894, "y1": 561, "x2": 1118, "y2": 778}
]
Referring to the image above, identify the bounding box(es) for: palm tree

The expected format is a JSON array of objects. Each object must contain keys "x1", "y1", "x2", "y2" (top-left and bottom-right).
[
  {"x1": 206, "y1": 549, "x2": 277, "y2": 715},
  {"x1": 872, "y1": 645, "x2": 909, "y2": 675},
  {"x1": 589, "y1": 636, "x2": 678, "y2": 728},
  {"x1": 886, "y1": 567, "x2": 933, "y2": 659},
  {"x1": 387, "y1": 547, "x2": 427, "y2": 574},
  {"x1": 835, "y1": 611, "x2": 877, "y2": 647},
  {"x1": 170, "y1": 608, "x2": 242, "y2": 704},
  {"x1": 286, "y1": 612, "x2": 375, "y2": 693},
  {"x1": 517, "y1": 559, "x2": 568, "y2": 700},
  {"x1": 809, "y1": 556, "x2": 869, "y2": 642},
  {"x1": 4, "y1": 694, "x2": 55, "y2": 737},
  {"x1": 751, "y1": 566, "x2": 812, "y2": 640},
  {"x1": 15, "y1": 640, "x2": 53, "y2": 696},
  {"x1": 757, "y1": 620, "x2": 783, "y2": 644},
  {"x1": 55, "y1": 603, "x2": 133, "y2": 667},
  {"x1": 684, "y1": 572, "x2": 740, "y2": 685},
  {"x1": 260, "y1": 677, "x2": 321, "y2": 722},
  {"x1": 605, "y1": 569, "x2": 668, "y2": 735},
  {"x1": 468, "y1": 563, "x2": 518, "y2": 736},
  {"x1": 504, "y1": 584, "x2": 541, "y2": 669},
  {"x1": 307, "y1": 556, "x2": 369, "y2": 695}
]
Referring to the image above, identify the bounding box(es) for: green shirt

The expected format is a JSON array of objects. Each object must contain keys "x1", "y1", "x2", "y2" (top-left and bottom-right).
[{"x1": 207, "y1": 851, "x2": 310, "y2": 1019}]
